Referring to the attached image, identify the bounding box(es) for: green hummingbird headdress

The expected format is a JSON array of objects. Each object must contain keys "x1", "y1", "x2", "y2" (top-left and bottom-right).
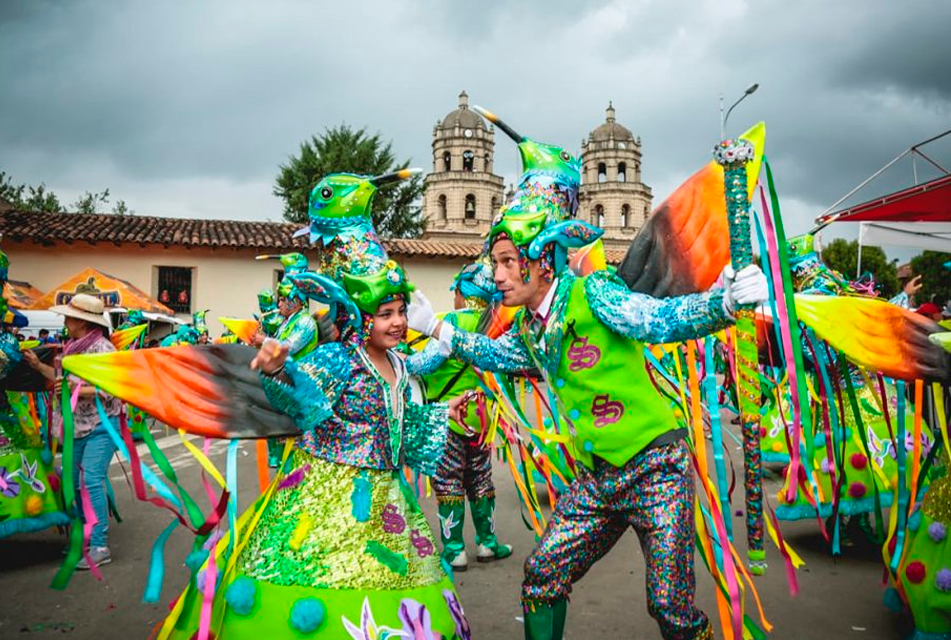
[
  {"x1": 299, "y1": 169, "x2": 421, "y2": 247},
  {"x1": 473, "y1": 106, "x2": 602, "y2": 268},
  {"x1": 258, "y1": 253, "x2": 310, "y2": 304},
  {"x1": 286, "y1": 170, "x2": 422, "y2": 328},
  {"x1": 192, "y1": 309, "x2": 210, "y2": 335}
]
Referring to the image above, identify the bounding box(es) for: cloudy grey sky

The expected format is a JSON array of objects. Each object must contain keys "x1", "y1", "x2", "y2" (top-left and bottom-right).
[{"x1": 1, "y1": 0, "x2": 949, "y2": 254}]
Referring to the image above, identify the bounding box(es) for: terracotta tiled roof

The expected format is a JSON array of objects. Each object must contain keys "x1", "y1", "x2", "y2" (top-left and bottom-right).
[
  {"x1": 0, "y1": 210, "x2": 626, "y2": 264},
  {"x1": 0, "y1": 210, "x2": 307, "y2": 250},
  {"x1": 0, "y1": 210, "x2": 488, "y2": 259}
]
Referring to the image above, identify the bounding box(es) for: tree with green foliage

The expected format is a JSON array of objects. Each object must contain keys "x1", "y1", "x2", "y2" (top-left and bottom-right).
[
  {"x1": 2, "y1": 168, "x2": 132, "y2": 215},
  {"x1": 820, "y1": 238, "x2": 899, "y2": 298},
  {"x1": 910, "y1": 250, "x2": 951, "y2": 307},
  {"x1": 72, "y1": 189, "x2": 111, "y2": 214},
  {"x1": 273, "y1": 125, "x2": 425, "y2": 238},
  {"x1": 112, "y1": 199, "x2": 134, "y2": 215},
  {"x1": 0, "y1": 170, "x2": 65, "y2": 212}
]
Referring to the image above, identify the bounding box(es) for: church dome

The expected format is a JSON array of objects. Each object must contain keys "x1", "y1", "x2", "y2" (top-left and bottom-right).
[
  {"x1": 439, "y1": 91, "x2": 486, "y2": 131},
  {"x1": 589, "y1": 102, "x2": 634, "y2": 142}
]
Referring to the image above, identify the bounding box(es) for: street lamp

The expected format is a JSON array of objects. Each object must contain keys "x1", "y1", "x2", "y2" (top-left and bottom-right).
[{"x1": 720, "y1": 83, "x2": 760, "y2": 140}]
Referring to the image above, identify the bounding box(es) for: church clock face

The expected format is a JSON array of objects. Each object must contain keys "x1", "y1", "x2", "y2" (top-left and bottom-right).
[{"x1": 464, "y1": 129, "x2": 473, "y2": 138}]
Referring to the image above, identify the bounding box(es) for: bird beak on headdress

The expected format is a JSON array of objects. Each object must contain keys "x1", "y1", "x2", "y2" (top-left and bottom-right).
[
  {"x1": 472, "y1": 105, "x2": 525, "y2": 143},
  {"x1": 369, "y1": 168, "x2": 423, "y2": 187},
  {"x1": 255, "y1": 254, "x2": 279, "y2": 261},
  {"x1": 526, "y1": 221, "x2": 604, "y2": 260}
]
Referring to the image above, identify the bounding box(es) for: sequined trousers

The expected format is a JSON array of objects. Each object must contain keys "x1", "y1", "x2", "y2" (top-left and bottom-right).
[
  {"x1": 431, "y1": 430, "x2": 495, "y2": 503},
  {"x1": 522, "y1": 440, "x2": 711, "y2": 640}
]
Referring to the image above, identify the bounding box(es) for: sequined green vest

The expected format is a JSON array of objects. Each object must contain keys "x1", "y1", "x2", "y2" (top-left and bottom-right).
[
  {"x1": 278, "y1": 309, "x2": 318, "y2": 358},
  {"x1": 524, "y1": 276, "x2": 679, "y2": 469},
  {"x1": 424, "y1": 309, "x2": 484, "y2": 435}
]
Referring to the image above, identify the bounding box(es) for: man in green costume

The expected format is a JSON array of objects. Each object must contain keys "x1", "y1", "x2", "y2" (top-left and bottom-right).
[{"x1": 408, "y1": 194, "x2": 768, "y2": 639}]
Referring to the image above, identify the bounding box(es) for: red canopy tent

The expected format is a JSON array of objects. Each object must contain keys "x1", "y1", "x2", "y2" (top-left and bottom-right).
[
  {"x1": 816, "y1": 173, "x2": 951, "y2": 225},
  {"x1": 815, "y1": 130, "x2": 951, "y2": 256}
]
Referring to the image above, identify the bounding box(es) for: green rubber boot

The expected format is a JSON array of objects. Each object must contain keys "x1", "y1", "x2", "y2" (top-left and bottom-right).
[
  {"x1": 470, "y1": 495, "x2": 513, "y2": 561},
  {"x1": 523, "y1": 599, "x2": 567, "y2": 640},
  {"x1": 437, "y1": 500, "x2": 468, "y2": 570},
  {"x1": 266, "y1": 437, "x2": 282, "y2": 469}
]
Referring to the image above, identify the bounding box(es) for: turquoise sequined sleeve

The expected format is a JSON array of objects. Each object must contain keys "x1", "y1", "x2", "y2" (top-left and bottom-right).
[
  {"x1": 584, "y1": 270, "x2": 731, "y2": 344},
  {"x1": 450, "y1": 326, "x2": 532, "y2": 373},
  {"x1": 404, "y1": 312, "x2": 462, "y2": 376},
  {"x1": 402, "y1": 399, "x2": 449, "y2": 476},
  {"x1": 405, "y1": 335, "x2": 447, "y2": 377},
  {"x1": 260, "y1": 343, "x2": 350, "y2": 433}
]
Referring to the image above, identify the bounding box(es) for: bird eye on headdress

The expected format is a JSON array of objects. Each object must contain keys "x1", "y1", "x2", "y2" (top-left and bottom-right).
[
  {"x1": 559, "y1": 151, "x2": 571, "y2": 162},
  {"x1": 319, "y1": 186, "x2": 334, "y2": 200}
]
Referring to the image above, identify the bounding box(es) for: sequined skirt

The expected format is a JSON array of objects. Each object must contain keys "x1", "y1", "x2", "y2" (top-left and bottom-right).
[{"x1": 161, "y1": 449, "x2": 470, "y2": 639}]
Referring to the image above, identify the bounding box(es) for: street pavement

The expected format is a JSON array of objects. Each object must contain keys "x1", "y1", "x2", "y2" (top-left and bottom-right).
[{"x1": 0, "y1": 429, "x2": 914, "y2": 638}]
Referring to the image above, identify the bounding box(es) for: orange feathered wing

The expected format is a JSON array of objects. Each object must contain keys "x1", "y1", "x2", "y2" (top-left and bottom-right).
[
  {"x1": 62, "y1": 344, "x2": 299, "y2": 439},
  {"x1": 110, "y1": 324, "x2": 147, "y2": 351},
  {"x1": 617, "y1": 122, "x2": 765, "y2": 298},
  {"x1": 793, "y1": 295, "x2": 950, "y2": 382}
]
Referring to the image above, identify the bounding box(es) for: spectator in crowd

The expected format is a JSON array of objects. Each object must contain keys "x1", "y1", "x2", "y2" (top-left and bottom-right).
[
  {"x1": 890, "y1": 274, "x2": 923, "y2": 309},
  {"x1": 916, "y1": 302, "x2": 943, "y2": 322},
  {"x1": 22, "y1": 294, "x2": 123, "y2": 569}
]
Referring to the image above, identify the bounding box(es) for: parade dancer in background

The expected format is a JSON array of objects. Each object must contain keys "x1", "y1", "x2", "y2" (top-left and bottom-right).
[
  {"x1": 0, "y1": 245, "x2": 69, "y2": 540},
  {"x1": 418, "y1": 262, "x2": 513, "y2": 571},
  {"x1": 259, "y1": 253, "x2": 318, "y2": 468}
]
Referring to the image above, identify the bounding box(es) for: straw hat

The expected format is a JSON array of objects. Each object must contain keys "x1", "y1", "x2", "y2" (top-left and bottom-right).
[{"x1": 49, "y1": 293, "x2": 111, "y2": 328}]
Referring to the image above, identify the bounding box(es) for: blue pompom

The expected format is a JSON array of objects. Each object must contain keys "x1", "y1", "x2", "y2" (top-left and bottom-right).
[
  {"x1": 224, "y1": 576, "x2": 257, "y2": 616},
  {"x1": 813, "y1": 433, "x2": 826, "y2": 448},
  {"x1": 908, "y1": 509, "x2": 923, "y2": 533},
  {"x1": 289, "y1": 598, "x2": 326, "y2": 633},
  {"x1": 41, "y1": 448, "x2": 53, "y2": 465},
  {"x1": 184, "y1": 549, "x2": 209, "y2": 572},
  {"x1": 883, "y1": 587, "x2": 902, "y2": 612}
]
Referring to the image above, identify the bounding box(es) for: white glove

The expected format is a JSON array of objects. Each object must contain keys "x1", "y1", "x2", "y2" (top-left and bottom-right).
[
  {"x1": 407, "y1": 291, "x2": 439, "y2": 336},
  {"x1": 722, "y1": 264, "x2": 769, "y2": 317}
]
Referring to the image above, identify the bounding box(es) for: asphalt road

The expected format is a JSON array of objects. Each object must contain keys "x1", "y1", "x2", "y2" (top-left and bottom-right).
[{"x1": 0, "y1": 430, "x2": 914, "y2": 639}]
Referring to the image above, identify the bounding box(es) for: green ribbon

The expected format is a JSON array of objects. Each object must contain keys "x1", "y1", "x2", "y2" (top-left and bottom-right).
[
  {"x1": 51, "y1": 382, "x2": 82, "y2": 590},
  {"x1": 837, "y1": 352, "x2": 885, "y2": 541}
]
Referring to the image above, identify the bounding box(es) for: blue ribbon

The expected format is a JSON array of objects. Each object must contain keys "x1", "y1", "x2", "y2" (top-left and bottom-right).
[
  {"x1": 703, "y1": 338, "x2": 733, "y2": 541},
  {"x1": 94, "y1": 395, "x2": 182, "y2": 509},
  {"x1": 143, "y1": 519, "x2": 178, "y2": 602},
  {"x1": 889, "y1": 381, "x2": 908, "y2": 575}
]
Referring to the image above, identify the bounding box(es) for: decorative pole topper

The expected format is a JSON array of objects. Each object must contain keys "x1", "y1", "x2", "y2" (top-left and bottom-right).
[{"x1": 714, "y1": 137, "x2": 766, "y2": 575}]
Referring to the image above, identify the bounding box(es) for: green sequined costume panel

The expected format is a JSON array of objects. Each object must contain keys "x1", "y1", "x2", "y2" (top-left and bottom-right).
[{"x1": 239, "y1": 451, "x2": 444, "y2": 591}]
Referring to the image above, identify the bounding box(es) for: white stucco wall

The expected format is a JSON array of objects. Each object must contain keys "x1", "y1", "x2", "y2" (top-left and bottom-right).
[{"x1": 5, "y1": 240, "x2": 470, "y2": 336}]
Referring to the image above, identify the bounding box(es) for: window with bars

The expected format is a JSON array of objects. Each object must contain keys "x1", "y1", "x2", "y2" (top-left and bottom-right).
[{"x1": 156, "y1": 266, "x2": 194, "y2": 314}]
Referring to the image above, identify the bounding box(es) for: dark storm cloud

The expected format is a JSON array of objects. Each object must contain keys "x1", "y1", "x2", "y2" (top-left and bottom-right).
[{"x1": 0, "y1": 0, "x2": 948, "y2": 238}]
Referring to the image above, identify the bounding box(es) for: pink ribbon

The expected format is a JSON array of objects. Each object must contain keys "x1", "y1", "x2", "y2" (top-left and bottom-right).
[
  {"x1": 758, "y1": 183, "x2": 803, "y2": 503},
  {"x1": 78, "y1": 466, "x2": 104, "y2": 582}
]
